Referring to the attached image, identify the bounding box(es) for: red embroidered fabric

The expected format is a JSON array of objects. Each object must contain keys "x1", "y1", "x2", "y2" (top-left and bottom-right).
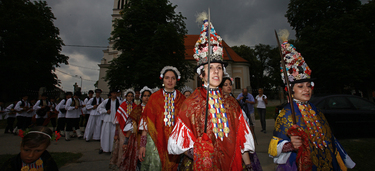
[
  {"x1": 288, "y1": 124, "x2": 313, "y2": 171},
  {"x1": 116, "y1": 101, "x2": 137, "y2": 135},
  {"x1": 143, "y1": 89, "x2": 186, "y2": 171},
  {"x1": 177, "y1": 87, "x2": 247, "y2": 171}
]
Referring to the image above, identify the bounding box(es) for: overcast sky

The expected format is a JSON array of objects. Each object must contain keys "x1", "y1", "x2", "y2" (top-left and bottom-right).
[{"x1": 44, "y1": 0, "x2": 369, "y2": 92}]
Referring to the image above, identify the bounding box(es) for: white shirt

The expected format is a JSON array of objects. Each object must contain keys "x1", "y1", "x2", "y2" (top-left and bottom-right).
[
  {"x1": 98, "y1": 98, "x2": 117, "y2": 123},
  {"x1": 33, "y1": 100, "x2": 51, "y2": 119},
  {"x1": 86, "y1": 97, "x2": 104, "y2": 116},
  {"x1": 256, "y1": 94, "x2": 267, "y2": 109},
  {"x1": 65, "y1": 98, "x2": 82, "y2": 118},
  {"x1": 56, "y1": 99, "x2": 67, "y2": 118},
  {"x1": 4, "y1": 104, "x2": 17, "y2": 119},
  {"x1": 82, "y1": 98, "x2": 90, "y2": 114},
  {"x1": 15, "y1": 100, "x2": 32, "y2": 117}
]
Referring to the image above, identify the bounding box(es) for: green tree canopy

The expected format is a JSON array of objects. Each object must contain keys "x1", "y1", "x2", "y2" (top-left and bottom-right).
[
  {"x1": 286, "y1": 0, "x2": 375, "y2": 95},
  {"x1": 0, "y1": 0, "x2": 68, "y2": 101},
  {"x1": 106, "y1": 0, "x2": 194, "y2": 90},
  {"x1": 232, "y1": 44, "x2": 281, "y2": 90}
]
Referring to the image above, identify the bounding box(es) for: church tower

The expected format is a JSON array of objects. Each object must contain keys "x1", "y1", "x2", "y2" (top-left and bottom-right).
[{"x1": 97, "y1": 0, "x2": 129, "y2": 95}]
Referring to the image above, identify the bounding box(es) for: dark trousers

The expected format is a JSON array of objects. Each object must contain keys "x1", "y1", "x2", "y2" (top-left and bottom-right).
[
  {"x1": 5, "y1": 117, "x2": 16, "y2": 133},
  {"x1": 56, "y1": 117, "x2": 66, "y2": 132},
  {"x1": 23, "y1": 117, "x2": 32, "y2": 129},
  {"x1": 258, "y1": 108, "x2": 266, "y2": 131},
  {"x1": 16, "y1": 116, "x2": 24, "y2": 129},
  {"x1": 74, "y1": 118, "x2": 80, "y2": 130},
  {"x1": 65, "y1": 118, "x2": 76, "y2": 131},
  {"x1": 50, "y1": 117, "x2": 57, "y2": 128},
  {"x1": 79, "y1": 114, "x2": 90, "y2": 127},
  {"x1": 36, "y1": 118, "x2": 45, "y2": 126}
]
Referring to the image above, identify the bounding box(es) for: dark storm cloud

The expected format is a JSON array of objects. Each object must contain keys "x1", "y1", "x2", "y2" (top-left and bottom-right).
[{"x1": 43, "y1": 0, "x2": 370, "y2": 91}]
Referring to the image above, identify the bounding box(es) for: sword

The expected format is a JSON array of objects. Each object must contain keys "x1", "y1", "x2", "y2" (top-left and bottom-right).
[
  {"x1": 274, "y1": 30, "x2": 296, "y2": 124},
  {"x1": 204, "y1": 8, "x2": 211, "y2": 133}
]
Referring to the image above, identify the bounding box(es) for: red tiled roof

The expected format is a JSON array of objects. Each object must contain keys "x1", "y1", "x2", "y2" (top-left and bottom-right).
[{"x1": 184, "y1": 35, "x2": 248, "y2": 63}]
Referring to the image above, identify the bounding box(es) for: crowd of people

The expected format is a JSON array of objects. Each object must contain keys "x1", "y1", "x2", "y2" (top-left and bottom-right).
[{"x1": 0, "y1": 13, "x2": 356, "y2": 171}]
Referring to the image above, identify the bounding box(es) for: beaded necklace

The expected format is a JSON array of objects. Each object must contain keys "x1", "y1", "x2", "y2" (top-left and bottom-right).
[
  {"x1": 296, "y1": 101, "x2": 327, "y2": 150},
  {"x1": 209, "y1": 89, "x2": 230, "y2": 141},
  {"x1": 21, "y1": 158, "x2": 43, "y2": 171},
  {"x1": 163, "y1": 90, "x2": 176, "y2": 127},
  {"x1": 126, "y1": 101, "x2": 133, "y2": 114}
]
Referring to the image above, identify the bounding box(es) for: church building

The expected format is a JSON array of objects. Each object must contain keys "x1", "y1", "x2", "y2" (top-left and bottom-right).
[{"x1": 97, "y1": 0, "x2": 251, "y2": 97}]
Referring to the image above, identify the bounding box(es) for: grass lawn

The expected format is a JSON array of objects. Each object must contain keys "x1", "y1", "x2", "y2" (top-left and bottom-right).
[
  {"x1": 0, "y1": 152, "x2": 82, "y2": 168},
  {"x1": 339, "y1": 138, "x2": 375, "y2": 170}
]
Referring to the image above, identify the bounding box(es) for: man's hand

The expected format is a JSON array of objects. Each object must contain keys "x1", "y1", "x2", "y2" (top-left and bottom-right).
[
  {"x1": 114, "y1": 135, "x2": 118, "y2": 140},
  {"x1": 75, "y1": 106, "x2": 78, "y2": 109},
  {"x1": 239, "y1": 97, "x2": 244, "y2": 100},
  {"x1": 139, "y1": 147, "x2": 146, "y2": 162},
  {"x1": 122, "y1": 144, "x2": 128, "y2": 151},
  {"x1": 93, "y1": 105, "x2": 98, "y2": 109},
  {"x1": 107, "y1": 110, "x2": 111, "y2": 114},
  {"x1": 290, "y1": 136, "x2": 302, "y2": 150}
]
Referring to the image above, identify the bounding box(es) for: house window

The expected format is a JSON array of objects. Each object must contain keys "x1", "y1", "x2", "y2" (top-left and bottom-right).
[{"x1": 235, "y1": 77, "x2": 241, "y2": 89}]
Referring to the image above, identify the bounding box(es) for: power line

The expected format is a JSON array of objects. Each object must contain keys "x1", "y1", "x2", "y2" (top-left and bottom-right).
[
  {"x1": 63, "y1": 44, "x2": 108, "y2": 48},
  {"x1": 67, "y1": 63, "x2": 100, "y2": 71},
  {"x1": 55, "y1": 69, "x2": 97, "y2": 82}
]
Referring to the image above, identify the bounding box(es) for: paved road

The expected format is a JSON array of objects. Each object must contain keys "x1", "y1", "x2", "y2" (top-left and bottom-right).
[{"x1": 0, "y1": 119, "x2": 277, "y2": 171}]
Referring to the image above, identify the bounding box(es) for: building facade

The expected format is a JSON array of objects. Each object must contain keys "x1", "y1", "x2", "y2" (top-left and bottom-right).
[{"x1": 97, "y1": 1, "x2": 251, "y2": 97}]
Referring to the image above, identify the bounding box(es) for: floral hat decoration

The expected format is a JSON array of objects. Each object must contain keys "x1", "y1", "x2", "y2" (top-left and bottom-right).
[
  {"x1": 140, "y1": 86, "x2": 153, "y2": 95},
  {"x1": 180, "y1": 86, "x2": 194, "y2": 94},
  {"x1": 194, "y1": 12, "x2": 227, "y2": 75},
  {"x1": 19, "y1": 129, "x2": 61, "y2": 142},
  {"x1": 124, "y1": 88, "x2": 136, "y2": 97},
  {"x1": 159, "y1": 66, "x2": 181, "y2": 81},
  {"x1": 279, "y1": 29, "x2": 314, "y2": 88}
]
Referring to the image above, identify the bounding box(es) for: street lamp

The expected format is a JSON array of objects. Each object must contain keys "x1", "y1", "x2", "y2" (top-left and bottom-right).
[{"x1": 75, "y1": 75, "x2": 82, "y2": 89}]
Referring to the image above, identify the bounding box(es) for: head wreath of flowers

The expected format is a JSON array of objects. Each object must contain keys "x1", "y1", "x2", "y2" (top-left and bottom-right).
[
  {"x1": 19, "y1": 129, "x2": 61, "y2": 142},
  {"x1": 180, "y1": 86, "x2": 193, "y2": 94},
  {"x1": 124, "y1": 88, "x2": 136, "y2": 97},
  {"x1": 140, "y1": 86, "x2": 153, "y2": 95},
  {"x1": 159, "y1": 66, "x2": 181, "y2": 80}
]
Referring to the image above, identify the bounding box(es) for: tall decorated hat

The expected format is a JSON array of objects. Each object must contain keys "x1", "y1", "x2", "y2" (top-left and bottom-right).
[
  {"x1": 279, "y1": 29, "x2": 313, "y2": 85},
  {"x1": 194, "y1": 12, "x2": 227, "y2": 75}
]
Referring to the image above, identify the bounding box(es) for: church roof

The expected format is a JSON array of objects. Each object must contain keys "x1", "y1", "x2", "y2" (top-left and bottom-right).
[{"x1": 184, "y1": 35, "x2": 248, "y2": 63}]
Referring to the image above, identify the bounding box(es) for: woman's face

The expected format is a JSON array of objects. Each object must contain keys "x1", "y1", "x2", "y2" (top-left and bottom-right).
[
  {"x1": 142, "y1": 91, "x2": 151, "y2": 104},
  {"x1": 163, "y1": 71, "x2": 177, "y2": 91},
  {"x1": 183, "y1": 91, "x2": 191, "y2": 98},
  {"x1": 20, "y1": 144, "x2": 47, "y2": 164},
  {"x1": 126, "y1": 93, "x2": 134, "y2": 102},
  {"x1": 201, "y1": 63, "x2": 223, "y2": 88},
  {"x1": 293, "y1": 82, "x2": 312, "y2": 102},
  {"x1": 222, "y1": 79, "x2": 232, "y2": 95}
]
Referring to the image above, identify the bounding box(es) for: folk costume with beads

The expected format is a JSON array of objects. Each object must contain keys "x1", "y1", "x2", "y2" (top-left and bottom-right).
[
  {"x1": 168, "y1": 12, "x2": 255, "y2": 170},
  {"x1": 268, "y1": 29, "x2": 355, "y2": 171},
  {"x1": 141, "y1": 88, "x2": 186, "y2": 171}
]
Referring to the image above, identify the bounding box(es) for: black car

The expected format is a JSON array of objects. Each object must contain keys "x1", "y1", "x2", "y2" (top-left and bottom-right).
[{"x1": 310, "y1": 94, "x2": 375, "y2": 137}]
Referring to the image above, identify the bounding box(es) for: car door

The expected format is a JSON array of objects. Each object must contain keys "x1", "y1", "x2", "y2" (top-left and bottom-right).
[
  {"x1": 320, "y1": 96, "x2": 356, "y2": 125},
  {"x1": 345, "y1": 96, "x2": 375, "y2": 124}
]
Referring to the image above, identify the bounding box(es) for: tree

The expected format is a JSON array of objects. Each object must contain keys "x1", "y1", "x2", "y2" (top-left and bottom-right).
[
  {"x1": 0, "y1": 0, "x2": 68, "y2": 101},
  {"x1": 232, "y1": 44, "x2": 281, "y2": 90},
  {"x1": 285, "y1": 0, "x2": 375, "y2": 95},
  {"x1": 106, "y1": 0, "x2": 194, "y2": 90}
]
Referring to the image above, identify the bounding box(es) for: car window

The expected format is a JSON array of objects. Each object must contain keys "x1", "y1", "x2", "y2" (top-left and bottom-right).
[
  {"x1": 347, "y1": 97, "x2": 375, "y2": 110},
  {"x1": 315, "y1": 99, "x2": 326, "y2": 109},
  {"x1": 326, "y1": 97, "x2": 352, "y2": 109}
]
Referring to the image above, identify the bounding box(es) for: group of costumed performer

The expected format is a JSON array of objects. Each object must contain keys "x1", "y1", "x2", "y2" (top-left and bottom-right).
[
  {"x1": 268, "y1": 29, "x2": 356, "y2": 170},
  {"x1": 116, "y1": 86, "x2": 154, "y2": 170},
  {"x1": 97, "y1": 90, "x2": 121, "y2": 153},
  {"x1": 110, "y1": 88, "x2": 136, "y2": 169},
  {"x1": 167, "y1": 12, "x2": 256, "y2": 171},
  {"x1": 84, "y1": 89, "x2": 104, "y2": 141},
  {"x1": 138, "y1": 66, "x2": 186, "y2": 171}
]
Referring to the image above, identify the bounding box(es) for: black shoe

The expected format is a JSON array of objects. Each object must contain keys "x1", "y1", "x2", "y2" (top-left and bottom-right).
[
  {"x1": 263, "y1": 130, "x2": 266, "y2": 133},
  {"x1": 86, "y1": 139, "x2": 90, "y2": 142},
  {"x1": 260, "y1": 130, "x2": 264, "y2": 132},
  {"x1": 65, "y1": 139, "x2": 70, "y2": 141},
  {"x1": 98, "y1": 149, "x2": 103, "y2": 154},
  {"x1": 4, "y1": 131, "x2": 10, "y2": 134}
]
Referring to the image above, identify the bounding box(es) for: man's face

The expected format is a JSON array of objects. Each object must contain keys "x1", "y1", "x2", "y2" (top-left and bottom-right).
[
  {"x1": 135, "y1": 91, "x2": 140, "y2": 100},
  {"x1": 243, "y1": 89, "x2": 248, "y2": 95}
]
